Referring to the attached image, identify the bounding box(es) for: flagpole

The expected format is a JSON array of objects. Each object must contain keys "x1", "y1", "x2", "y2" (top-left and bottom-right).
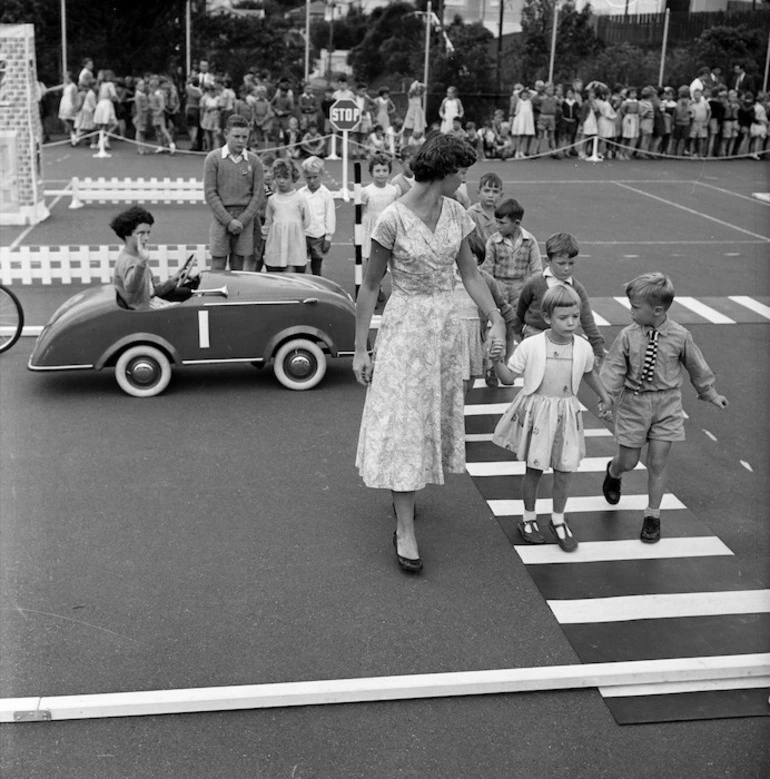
[
  {"x1": 423, "y1": 0, "x2": 431, "y2": 114},
  {"x1": 60, "y1": 0, "x2": 67, "y2": 79},
  {"x1": 185, "y1": 0, "x2": 192, "y2": 77},
  {"x1": 304, "y1": 0, "x2": 311, "y2": 82}
]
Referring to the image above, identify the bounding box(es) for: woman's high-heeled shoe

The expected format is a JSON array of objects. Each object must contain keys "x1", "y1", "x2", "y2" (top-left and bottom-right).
[{"x1": 393, "y1": 532, "x2": 423, "y2": 573}]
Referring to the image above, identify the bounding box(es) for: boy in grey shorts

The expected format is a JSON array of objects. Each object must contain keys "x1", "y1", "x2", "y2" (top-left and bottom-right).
[{"x1": 600, "y1": 272, "x2": 728, "y2": 543}]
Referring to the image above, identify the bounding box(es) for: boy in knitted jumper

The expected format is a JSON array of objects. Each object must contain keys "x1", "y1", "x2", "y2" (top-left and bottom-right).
[{"x1": 514, "y1": 232, "x2": 605, "y2": 360}]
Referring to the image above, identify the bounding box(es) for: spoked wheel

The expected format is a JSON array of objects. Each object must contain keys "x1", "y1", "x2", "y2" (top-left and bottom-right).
[
  {"x1": 273, "y1": 338, "x2": 327, "y2": 390},
  {"x1": 0, "y1": 285, "x2": 24, "y2": 354}
]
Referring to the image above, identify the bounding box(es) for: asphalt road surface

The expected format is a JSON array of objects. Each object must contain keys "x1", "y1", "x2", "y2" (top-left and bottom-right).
[{"x1": 0, "y1": 145, "x2": 768, "y2": 777}]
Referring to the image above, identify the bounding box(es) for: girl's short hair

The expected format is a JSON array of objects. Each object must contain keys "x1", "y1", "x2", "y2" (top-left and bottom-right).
[
  {"x1": 545, "y1": 232, "x2": 580, "y2": 259},
  {"x1": 541, "y1": 284, "x2": 582, "y2": 318},
  {"x1": 109, "y1": 206, "x2": 154, "y2": 239},
  {"x1": 272, "y1": 158, "x2": 300, "y2": 182},
  {"x1": 625, "y1": 272, "x2": 675, "y2": 310},
  {"x1": 302, "y1": 156, "x2": 325, "y2": 174},
  {"x1": 411, "y1": 134, "x2": 477, "y2": 183},
  {"x1": 369, "y1": 153, "x2": 392, "y2": 173}
]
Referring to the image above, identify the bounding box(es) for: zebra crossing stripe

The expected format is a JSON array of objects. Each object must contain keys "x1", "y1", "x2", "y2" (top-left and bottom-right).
[
  {"x1": 675, "y1": 297, "x2": 736, "y2": 324},
  {"x1": 465, "y1": 428, "x2": 612, "y2": 442},
  {"x1": 729, "y1": 295, "x2": 770, "y2": 319},
  {"x1": 466, "y1": 457, "x2": 644, "y2": 477},
  {"x1": 600, "y1": 675, "x2": 770, "y2": 698},
  {"x1": 548, "y1": 590, "x2": 770, "y2": 624},
  {"x1": 487, "y1": 494, "x2": 687, "y2": 516},
  {"x1": 513, "y1": 536, "x2": 733, "y2": 565}
]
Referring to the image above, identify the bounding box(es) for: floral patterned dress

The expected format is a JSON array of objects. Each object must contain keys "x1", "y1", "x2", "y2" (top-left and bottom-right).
[{"x1": 356, "y1": 198, "x2": 475, "y2": 491}]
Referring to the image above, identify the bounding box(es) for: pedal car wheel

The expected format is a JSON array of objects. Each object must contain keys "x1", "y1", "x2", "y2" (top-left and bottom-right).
[
  {"x1": 115, "y1": 345, "x2": 172, "y2": 397},
  {"x1": 273, "y1": 338, "x2": 326, "y2": 390}
]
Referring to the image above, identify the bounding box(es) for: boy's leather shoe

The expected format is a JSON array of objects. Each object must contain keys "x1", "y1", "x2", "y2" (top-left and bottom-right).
[{"x1": 603, "y1": 461, "x2": 622, "y2": 505}]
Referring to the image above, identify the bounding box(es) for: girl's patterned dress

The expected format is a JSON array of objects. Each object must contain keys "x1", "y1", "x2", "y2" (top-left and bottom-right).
[
  {"x1": 453, "y1": 274, "x2": 484, "y2": 381},
  {"x1": 356, "y1": 198, "x2": 475, "y2": 491},
  {"x1": 263, "y1": 190, "x2": 309, "y2": 268},
  {"x1": 622, "y1": 99, "x2": 640, "y2": 140},
  {"x1": 492, "y1": 333, "x2": 588, "y2": 472}
]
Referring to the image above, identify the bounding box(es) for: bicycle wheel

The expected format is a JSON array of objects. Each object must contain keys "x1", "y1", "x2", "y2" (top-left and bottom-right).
[{"x1": 0, "y1": 285, "x2": 24, "y2": 354}]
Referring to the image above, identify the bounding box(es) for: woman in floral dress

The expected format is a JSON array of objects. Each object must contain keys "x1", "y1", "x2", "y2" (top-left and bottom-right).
[{"x1": 353, "y1": 134, "x2": 507, "y2": 574}]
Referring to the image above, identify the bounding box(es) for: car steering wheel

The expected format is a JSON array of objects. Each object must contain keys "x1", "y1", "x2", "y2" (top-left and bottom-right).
[{"x1": 177, "y1": 254, "x2": 196, "y2": 286}]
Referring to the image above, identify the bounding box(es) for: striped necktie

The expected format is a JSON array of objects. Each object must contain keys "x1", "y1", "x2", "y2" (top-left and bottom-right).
[{"x1": 637, "y1": 327, "x2": 659, "y2": 393}]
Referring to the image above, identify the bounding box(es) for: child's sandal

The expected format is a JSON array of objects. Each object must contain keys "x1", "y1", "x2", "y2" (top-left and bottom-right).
[
  {"x1": 518, "y1": 520, "x2": 546, "y2": 545},
  {"x1": 549, "y1": 520, "x2": 578, "y2": 553}
]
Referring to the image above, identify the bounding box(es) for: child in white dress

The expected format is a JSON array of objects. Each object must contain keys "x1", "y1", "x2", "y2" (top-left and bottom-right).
[
  {"x1": 491, "y1": 285, "x2": 612, "y2": 552},
  {"x1": 261, "y1": 159, "x2": 310, "y2": 272},
  {"x1": 439, "y1": 86, "x2": 464, "y2": 134},
  {"x1": 361, "y1": 154, "x2": 400, "y2": 261},
  {"x1": 511, "y1": 89, "x2": 535, "y2": 158}
]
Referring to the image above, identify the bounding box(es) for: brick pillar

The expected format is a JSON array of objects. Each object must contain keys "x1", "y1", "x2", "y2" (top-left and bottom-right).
[{"x1": 0, "y1": 24, "x2": 50, "y2": 225}]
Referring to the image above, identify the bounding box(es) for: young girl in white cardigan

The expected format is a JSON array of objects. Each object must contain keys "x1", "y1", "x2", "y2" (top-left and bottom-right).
[{"x1": 491, "y1": 285, "x2": 612, "y2": 552}]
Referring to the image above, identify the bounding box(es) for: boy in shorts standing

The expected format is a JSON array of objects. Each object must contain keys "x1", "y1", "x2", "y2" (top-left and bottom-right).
[
  {"x1": 600, "y1": 273, "x2": 728, "y2": 543},
  {"x1": 467, "y1": 172, "x2": 503, "y2": 246}
]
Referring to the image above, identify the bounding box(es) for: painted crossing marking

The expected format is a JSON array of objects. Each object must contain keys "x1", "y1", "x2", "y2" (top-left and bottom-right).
[
  {"x1": 2, "y1": 654, "x2": 766, "y2": 722},
  {"x1": 465, "y1": 428, "x2": 611, "y2": 442},
  {"x1": 514, "y1": 536, "x2": 734, "y2": 565},
  {"x1": 675, "y1": 297, "x2": 735, "y2": 325},
  {"x1": 600, "y1": 675, "x2": 770, "y2": 698},
  {"x1": 729, "y1": 296, "x2": 770, "y2": 320},
  {"x1": 488, "y1": 494, "x2": 687, "y2": 516},
  {"x1": 466, "y1": 457, "x2": 643, "y2": 477},
  {"x1": 548, "y1": 589, "x2": 770, "y2": 625}
]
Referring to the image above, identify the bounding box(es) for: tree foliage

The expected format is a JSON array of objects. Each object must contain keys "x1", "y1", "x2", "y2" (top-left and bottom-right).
[
  {"x1": 693, "y1": 25, "x2": 766, "y2": 77},
  {"x1": 519, "y1": 0, "x2": 602, "y2": 84}
]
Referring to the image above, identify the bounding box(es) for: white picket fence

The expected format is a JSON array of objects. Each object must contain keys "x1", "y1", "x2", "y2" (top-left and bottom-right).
[
  {"x1": 43, "y1": 177, "x2": 206, "y2": 207},
  {"x1": 0, "y1": 244, "x2": 209, "y2": 285}
]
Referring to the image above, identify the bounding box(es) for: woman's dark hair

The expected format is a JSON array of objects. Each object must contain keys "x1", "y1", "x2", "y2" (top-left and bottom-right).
[
  {"x1": 411, "y1": 134, "x2": 477, "y2": 183},
  {"x1": 110, "y1": 206, "x2": 154, "y2": 240}
]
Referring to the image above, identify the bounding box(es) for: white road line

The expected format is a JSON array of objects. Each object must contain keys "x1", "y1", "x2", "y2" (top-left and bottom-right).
[
  {"x1": 675, "y1": 296, "x2": 736, "y2": 324},
  {"x1": 472, "y1": 377, "x2": 523, "y2": 389},
  {"x1": 465, "y1": 428, "x2": 612, "y2": 442},
  {"x1": 514, "y1": 536, "x2": 733, "y2": 565},
  {"x1": 614, "y1": 296, "x2": 631, "y2": 309},
  {"x1": 740, "y1": 461, "x2": 754, "y2": 472},
  {"x1": 488, "y1": 494, "x2": 686, "y2": 516},
  {"x1": 591, "y1": 311, "x2": 610, "y2": 326},
  {"x1": 466, "y1": 457, "x2": 643, "y2": 477},
  {"x1": 701, "y1": 429, "x2": 717, "y2": 442},
  {"x1": 600, "y1": 675, "x2": 770, "y2": 698},
  {"x1": 614, "y1": 182, "x2": 770, "y2": 243},
  {"x1": 729, "y1": 295, "x2": 770, "y2": 320},
  {"x1": 695, "y1": 180, "x2": 770, "y2": 205},
  {"x1": 465, "y1": 400, "x2": 588, "y2": 416},
  {"x1": 2, "y1": 655, "x2": 766, "y2": 722},
  {"x1": 548, "y1": 589, "x2": 770, "y2": 624}
]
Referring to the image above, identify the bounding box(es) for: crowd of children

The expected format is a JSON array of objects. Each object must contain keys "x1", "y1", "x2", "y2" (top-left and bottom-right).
[
  {"x1": 437, "y1": 170, "x2": 728, "y2": 553},
  {"x1": 471, "y1": 78, "x2": 768, "y2": 160}
]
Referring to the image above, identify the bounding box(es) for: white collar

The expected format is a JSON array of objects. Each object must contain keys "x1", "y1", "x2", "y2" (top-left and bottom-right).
[
  {"x1": 221, "y1": 144, "x2": 245, "y2": 161},
  {"x1": 544, "y1": 267, "x2": 573, "y2": 285}
]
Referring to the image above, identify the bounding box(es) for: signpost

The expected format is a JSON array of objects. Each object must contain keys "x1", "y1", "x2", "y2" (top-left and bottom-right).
[{"x1": 329, "y1": 98, "x2": 360, "y2": 202}]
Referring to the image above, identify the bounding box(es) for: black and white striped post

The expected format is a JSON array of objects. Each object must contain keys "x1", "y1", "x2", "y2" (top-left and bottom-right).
[{"x1": 354, "y1": 162, "x2": 363, "y2": 299}]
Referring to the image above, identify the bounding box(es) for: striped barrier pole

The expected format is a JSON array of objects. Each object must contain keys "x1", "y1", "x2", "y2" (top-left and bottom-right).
[{"x1": 354, "y1": 162, "x2": 363, "y2": 299}]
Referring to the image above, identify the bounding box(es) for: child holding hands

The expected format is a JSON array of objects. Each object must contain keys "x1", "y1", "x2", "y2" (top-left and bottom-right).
[
  {"x1": 491, "y1": 285, "x2": 613, "y2": 552},
  {"x1": 600, "y1": 273, "x2": 728, "y2": 543}
]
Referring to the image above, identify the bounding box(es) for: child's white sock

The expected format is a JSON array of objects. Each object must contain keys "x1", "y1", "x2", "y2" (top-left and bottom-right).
[
  {"x1": 645, "y1": 507, "x2": 661, "y2": 518},
  {"x1": 523, "y1": 509, "x2": 537, "y2": 523},
  {"x1": 552, "y1": 511, "x2": 565, "y2": 525}
]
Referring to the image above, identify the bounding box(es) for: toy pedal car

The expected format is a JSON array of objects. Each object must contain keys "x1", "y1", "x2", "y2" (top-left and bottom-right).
[{"x1": 29, "y1": 270, "x2": 359, "y2": 397}]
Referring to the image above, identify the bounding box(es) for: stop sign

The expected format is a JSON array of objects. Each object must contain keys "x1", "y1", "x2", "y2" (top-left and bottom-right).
[{"x1": 329, "y1": 98, "x2": 361, "y2": 132}]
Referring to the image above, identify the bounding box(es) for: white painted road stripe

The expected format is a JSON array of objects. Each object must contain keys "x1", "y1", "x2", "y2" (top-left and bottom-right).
[
  {"x1": 465, "y1": 401, "x2": 588, "y2": 415},
  {"x1": 614, "y1": 182, "x2": 770, "y2": 243},
  {"x1": 548, "y1": 589, "x2": 770, "y2": 624},
  {"x1": 675, "y1": 296, "x2": 735, "y2": 325},
  {"x1": 488, "y1": 494, "x2": 686, "y2": 516},
  {"x1": 614, "y1": 296, "x2": 631, "y2": 309},
  {"x1": 592, "y1": 312, "x2": 610, "y2": 326},
  {"x1": 514, "y1": 536, "x2": 734, "y2": 565},
  {"x1": 473, "y1": 377, "x2": 523, "y2": 389},
  {"x1": 600, "y1": 675, "x2": 770, "y2": 698},
  {"x1": 465, "y1": 428, "x2": 612, "y2": 442},
  {"x1": 2, "y1": 655, "x2": 766, "y2": 722},
  {"x1": 729, "y1": 295, "x2": 770, "y2": 320},
  {"x1": 467, "y1": 457, "x2": 644, "y2": 477}
]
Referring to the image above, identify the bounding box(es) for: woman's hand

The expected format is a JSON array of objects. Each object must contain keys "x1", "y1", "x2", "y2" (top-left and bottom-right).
[{"x1": 353, "y1": 350, "x2": 373, "y2": 386}]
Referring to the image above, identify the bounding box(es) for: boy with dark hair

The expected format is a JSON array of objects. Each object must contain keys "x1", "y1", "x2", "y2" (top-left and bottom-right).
[
  {"x1": 601, "y1": 272, "x2": 728, "y2": 542},
  {"x1": 513, "y1": 232, "x2": 604, "y2": 360},
  {"x1": 467, "y1": 172, "x2": 503, "y2": 245}
]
